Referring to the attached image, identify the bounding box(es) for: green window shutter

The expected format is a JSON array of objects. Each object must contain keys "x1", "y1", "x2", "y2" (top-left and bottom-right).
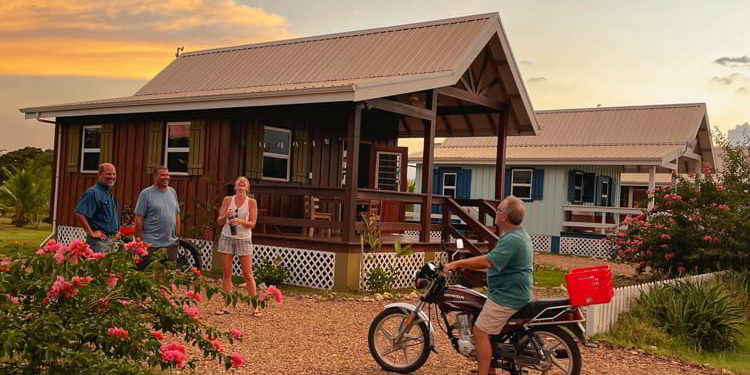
[
  {"x1": 66, "y1": 125, "x2": 81, "y2": 172},
  {"x1": 188, "y1": 120, "x2": 206, "y2": 176},
  {"x1": 291, "y1": 129, "x2": 310, "y2": 183},
  {"x1": 245, "y1": 123, "x2": 264, "y2": 179},
  {"x1": 99, "y1": 124, "x2": 114, "y2": 164},
  {"x1": 146, "y1": 121, "x2": 164, "y2": 174}
]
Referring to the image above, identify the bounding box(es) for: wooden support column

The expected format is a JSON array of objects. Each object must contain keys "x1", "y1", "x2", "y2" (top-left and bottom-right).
[
  {"x1": 420, "y1": 90, "x2": 438, "y2": 243},
  {"x1": 495, "y1": 112, "x2": 509, "y2": 200},
  {"x1": 647, "y1": 165, "x2": 656, "y2": 211},
  {"x1": 342, "y1": 103, "x2": 362, "y2": 242}
]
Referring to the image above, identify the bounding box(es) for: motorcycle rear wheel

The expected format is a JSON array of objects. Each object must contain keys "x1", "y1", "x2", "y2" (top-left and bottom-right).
[
  {"x1": 515, "y1": 326, "x2": 581, "y2": 375},
  {"x1": 368, "y1": 307, "x2": 431, "y2": 374}
]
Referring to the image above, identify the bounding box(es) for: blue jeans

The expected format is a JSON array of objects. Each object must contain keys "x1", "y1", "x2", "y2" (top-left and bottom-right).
[{"x1": 86, "y1": 237, "x2": 113, "y2": 253}]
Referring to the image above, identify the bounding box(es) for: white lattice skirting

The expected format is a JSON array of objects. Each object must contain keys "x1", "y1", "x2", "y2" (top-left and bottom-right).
[
  {"x1": 402, "y1": 230, "x2": 444, "y2": 240},
  {"x1": 435, "y1": 252, "x2": 462, "y2": 284},
  {"x1": 57, "y1": 226, "x2": 86, "y2": 244},
  {"x1": 560, "y1": 236, "x2": 614, "y2": 258},
  {"x1": 249, "y1": 245, "x2": 336, "y2": 290},
  {"x1": 360, "y1": 252, "x2": 425, "y2": 291},
  {"x1": 530, "y1": 235, "x2": 551, "y2": 252}
]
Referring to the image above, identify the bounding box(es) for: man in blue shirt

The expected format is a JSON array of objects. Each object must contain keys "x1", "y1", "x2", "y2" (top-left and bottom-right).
[
  {"x1": 444, "y1": 196, "x2": 533, "y2": 375},
  {"x1": 134, "y1": 166, "x2": 181, "y2": 264},
  {"x1": 74, "y1": 163, "x2": 120, "y2": 253}
]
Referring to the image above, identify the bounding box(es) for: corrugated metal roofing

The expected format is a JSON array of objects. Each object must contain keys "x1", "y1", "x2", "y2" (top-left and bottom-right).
[
  {"x1": 438, "y1": 103, "x2": 706, "y2": 148},
  {"x1": 137, "y1": 15, "x2": 491, "y2": 97}
]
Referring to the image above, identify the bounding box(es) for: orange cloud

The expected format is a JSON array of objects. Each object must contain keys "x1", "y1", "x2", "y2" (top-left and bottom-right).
[{"x1": 0, "y1": 0, "x2": 296, "y2": 78}]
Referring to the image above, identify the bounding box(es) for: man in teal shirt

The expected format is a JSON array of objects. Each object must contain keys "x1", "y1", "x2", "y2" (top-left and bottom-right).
[{"x1": 444, "y1": 196, "x2": 533, "y2": 375}]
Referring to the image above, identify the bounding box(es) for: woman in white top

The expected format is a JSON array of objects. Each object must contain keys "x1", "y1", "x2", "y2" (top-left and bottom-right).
[{"x1": 215, "y1": 176, "x2": 260, "y2": 316}]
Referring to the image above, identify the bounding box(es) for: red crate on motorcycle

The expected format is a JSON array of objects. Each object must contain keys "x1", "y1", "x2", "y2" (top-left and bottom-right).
[{"x1": 565, "y1": 265, "x2": 614, "y2": 306}]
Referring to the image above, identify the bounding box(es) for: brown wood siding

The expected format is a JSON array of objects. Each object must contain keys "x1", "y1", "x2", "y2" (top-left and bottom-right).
[{"x1": 54, "y1": 103, "x2": 369, "y2": 233}]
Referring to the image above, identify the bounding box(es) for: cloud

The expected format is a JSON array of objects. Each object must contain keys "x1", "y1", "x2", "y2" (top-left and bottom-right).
[
  {"x1": 0, "y1": 0, "x2": 296, "y2": 78},
  {"x1": 711, "y1": 73, "x2": 743, "y2": 85},
  {"x1": 519, "y1": 60, "x2": 533, "y2": 66},
  {"x1": 738, "y1": 87, "x2": 750, "y2": 95},
  {"x1": 527, "y1": 76, "x2": 547, "y2": 83},
  {"x1": 714, "y1": 55, "x2": 750, "y2": 67}
]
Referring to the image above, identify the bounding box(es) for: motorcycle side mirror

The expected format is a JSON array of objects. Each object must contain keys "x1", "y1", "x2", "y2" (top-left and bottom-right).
[{"x1": 456, "y1": 239, "x2": 464, "y2": 249}]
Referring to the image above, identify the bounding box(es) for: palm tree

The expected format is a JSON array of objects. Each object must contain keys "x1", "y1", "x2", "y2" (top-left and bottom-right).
[{"x1": 0, "y1": 165, "x2": 45, "y2": 228}]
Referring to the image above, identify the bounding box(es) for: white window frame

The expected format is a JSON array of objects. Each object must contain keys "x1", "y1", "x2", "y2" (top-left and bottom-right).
[
  {"x1": 374, "y1": 151, "x2": 402, "y2": 191},
  {"x1": 511, "y1": 169, "x2": 533, "y2": 200},
  {"x1": 573, "y1": 171, "x2": 584, "y2": 203},
  {"x1": 600, "y1": 178, "x2": 610, "y2": 206},
  {"x1": 164, "y1": 121, "x2": 190, "y2": 176},
  {"x1": 442, "y1": 172, "x2": 457, "y2": 198},
  {"x1": 80, "y1": 125, "x2": 102, "y2": 173},
  {"x1": 262, "y1": 126, "x2": 291, "y2": 182}
]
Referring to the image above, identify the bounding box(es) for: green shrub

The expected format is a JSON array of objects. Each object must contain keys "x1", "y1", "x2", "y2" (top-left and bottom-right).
[
  {"x1": 606, "y1": 307, "x2": 679, "y2": 349},
  {"x1": 638, "y1": 279, "x2": 745, "y2": 352},
  {"x1": 255, "y1": 256, "x2": 290, "y2": 286},
  {"x1": 366, "y1": 265, "x2": 396, "y2": 294},
  {"x1": 720, "y1": 270, "x2": 750, "y2": 311}
]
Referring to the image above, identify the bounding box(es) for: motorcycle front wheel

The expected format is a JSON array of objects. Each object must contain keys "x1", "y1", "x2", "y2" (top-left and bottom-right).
[{"x1": 368, "y1": 307, "x2": 431, "y2": 374}]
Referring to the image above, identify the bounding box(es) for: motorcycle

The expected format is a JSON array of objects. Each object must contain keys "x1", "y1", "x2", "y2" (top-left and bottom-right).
[{"x1": 367, "y1": 263, "x2": 587, "y2": 375}]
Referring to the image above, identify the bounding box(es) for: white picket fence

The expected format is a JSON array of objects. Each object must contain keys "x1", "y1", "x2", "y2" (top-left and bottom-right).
[{"x1": 585, "y1": 271, "x2": 724, "y2": 337}]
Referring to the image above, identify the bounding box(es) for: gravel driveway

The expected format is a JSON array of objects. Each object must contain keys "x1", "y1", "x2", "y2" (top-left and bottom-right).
[{"x1": 181, "y1": 292, "x2": 727, "y2": 375}]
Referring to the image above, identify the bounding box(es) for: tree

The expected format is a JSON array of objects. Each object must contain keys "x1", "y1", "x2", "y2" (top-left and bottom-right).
[
  {"x1": 0, "y1": 152, "x2": 52, "y2": 227},
  {"x1": 0, "y1": 147, "x2": 47, "y2": 185},
  {"x1": 612, "y1": 135, "x2": 749, "y2": 275}
]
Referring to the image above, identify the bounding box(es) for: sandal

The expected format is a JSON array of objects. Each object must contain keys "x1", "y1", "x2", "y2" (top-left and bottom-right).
[
  {"x1": 214, "y1": 309, "x2": 230, "y2": 316},
  {"x1": 252, "y1": 308, "x2": 263, "y2": 317}
]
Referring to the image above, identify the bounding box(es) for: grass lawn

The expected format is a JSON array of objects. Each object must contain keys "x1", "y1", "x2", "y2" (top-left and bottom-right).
[
  {"x1": 0, "y1": 217, "x2": 52, "y2": 257},
  {"x1": 534, "y1": 265, "x2": 566, "y2": 289}
]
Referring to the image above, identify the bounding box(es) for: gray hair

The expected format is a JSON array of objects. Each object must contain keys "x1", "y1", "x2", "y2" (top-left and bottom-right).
[
  {"x1": 152, "y1": 166, "x2": 169, "y2": 177},
  {"x1": 502, "y1": 196, "x2": 525, "y2": 225}
]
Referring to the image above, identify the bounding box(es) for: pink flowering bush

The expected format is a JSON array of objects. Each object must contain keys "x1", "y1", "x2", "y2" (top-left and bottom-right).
[
  {"x1": 612, "y1": 139, "x2": 749, "y2": 275},
  {"x1": 0, "y1": 237, "x2": 278, "y2": 374}
]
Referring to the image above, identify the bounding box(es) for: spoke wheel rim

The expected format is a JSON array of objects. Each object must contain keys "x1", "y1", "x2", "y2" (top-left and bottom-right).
[
  {"x1": 518, "y1": 331, "x2": 574, "y2": 375},
  {"x1": 373, "y1": 313, "x2": 426, "y2": 369}
]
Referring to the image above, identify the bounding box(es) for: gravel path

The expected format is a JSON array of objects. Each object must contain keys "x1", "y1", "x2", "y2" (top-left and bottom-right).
[{"x1": 179, "y1": 293, "x2": 727, "y2": 375}]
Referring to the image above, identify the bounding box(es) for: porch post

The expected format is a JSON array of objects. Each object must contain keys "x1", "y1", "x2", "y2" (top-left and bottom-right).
[
  {"x1": 495, "y1": 112, "x2": 509, "y2": 200},
  {"x1": 342, "y1": 103, "x2": 362, "y2": 242},
  {"x1": 647, "y1": 165, "x2": 656, "y2": 210},
  {"x1": 420, "y1": 90, "x2": 437, "y2": 243}
]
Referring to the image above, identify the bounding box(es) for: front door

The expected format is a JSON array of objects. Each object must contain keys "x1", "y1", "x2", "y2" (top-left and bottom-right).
[{"x1": 373, "y1": 146, "x2": 408, "y2": 227}]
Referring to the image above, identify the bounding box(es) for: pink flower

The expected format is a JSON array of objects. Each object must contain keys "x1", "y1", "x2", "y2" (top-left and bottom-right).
[
  {"x1": 183, "y1": 305, "x2": 200, "y2": 319},
  {"x1": 160, "y1": 342, "x2": 188, "y2": 368},
  {"x1": 107, "y1": 327, "x2": 129, "y2": 339},
  {"x1": 664, "y1": 253, "x2": 675, "y2": 260},
  {"x1": 119, "y1": 299, "x2": 132, "y2": 306},
  {"x1": 90, "y1": 252, "x2": 106, "y2": 259},
  {"x1": 210, "y1": 338, "x2": 223, "y2": 352},
  {"x1": 107, "y1": 276, "x2": 119, "y2": 289},
  {"x1": 267, "y1": 285, "x2": 284, "y2": 304},
  {"x1": 660, "y1": 234, "x2": 671, "y2": 240},
  {"x1": 71, "y1": 276, "x2": 93, "y2": 287},
  {"x1": 95, "y1": 298, "x2": 110, "y2": 312},
  {"x1": 36, "y1": 249, "x2": 45, "y2": 256},
  {"x1": 41, "y1": 240, "x2": 62, "y2": 254},
  {"x1": 660, "y1": 244, "x2": 669, "y2": 249},
  {"x1": 151, "y1": 330, "x2": 165, "y2": 340},
  {"x1": 717, "y1": 204, "x2": 730, "y2": 211},
  {"x1": 664, "y1": 193, "x2": 673, "y2": 199},
  {"x1": 47, "y1": 276, "x2": 78, "y2": 299},
  {"x1": 124, "y1": 240, "x2": 149, "y2": 256},
  {"x1": 53, "y1": 251, "x2": 65, "y2": 264},
  {"x1": 67, "y1": 240, "x2": 94, "y2": 264},
  {"x1": 688, "y1": 173, "x2": 696, "y2": 178},
  {"x1": 230, "y1": 352, "x2": 245, "y2": 367},
  {"x1": 186, "y1": 290, "x2": 203, "y2": 302},
  {"x1": 191, "y1": 267, "x2": 202, "y2": 277},
  {"x1": 3, "y1": 294, "x2": 19, "y2": 305},
  {"x1": 231, "y1": 329, "x2": 243, "y2": 340},
  {"x1": 716, "y1": 185, "x2": 725, "y2": 191},
  {"x1": 677, "y1": 266, "x2": 686, "y2": 273}
]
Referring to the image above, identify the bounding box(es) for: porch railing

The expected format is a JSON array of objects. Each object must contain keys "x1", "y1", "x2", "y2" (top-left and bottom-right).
[{"x1": 562, "y1": 205, "x2": 644, "y2": 234}]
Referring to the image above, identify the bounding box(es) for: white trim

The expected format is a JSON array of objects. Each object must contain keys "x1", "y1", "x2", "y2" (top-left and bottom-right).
[
  {"x1": 165, "y1": 121, "x2": 190, "y2": 175},
  {"x1": 80, "y1": 125, "x2": 102, "y2": 173},
  {"x1": 600, "y1": 178, "x2": 610, "y2": 206},
  {"x1": 573, "y1": 171, "x2": 584, "y2": 203},
  {"x1": 442, "y1": 172, "x2": 457, "y2": 198},
  {"x1": 510, "y1": 168, "x2": 533, "y2": 199},
  {"x1": 374, "y1": 151, "x2": 402, "y2": 191},
  {"x1": 262, "y1": 126, "x2": 291, "y2": 182}
]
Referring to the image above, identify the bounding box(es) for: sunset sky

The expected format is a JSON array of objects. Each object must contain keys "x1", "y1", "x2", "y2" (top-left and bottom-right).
[{"x1": 1, "y1": 0, "x2": 748, "y2": 151}]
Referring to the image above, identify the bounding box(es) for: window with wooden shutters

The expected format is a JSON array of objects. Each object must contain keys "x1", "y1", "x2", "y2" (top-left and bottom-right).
[
  {"x1": 66, "y1": 125, "x2": 81, "y2": 173},
  {"x1": 262, "y1": 126, "x2": 291, "y2": 181},
  {"x1": 245, "y1": 122, "x2": 264, "y2": 179},
  {"x1": 146, "y1": 121, "x2": 164, "y2": 174},
  {"x1": 165, "y1": 121, "x2": 190, "y2": 175},
  {"x1": 511, "y1": 169, "x2": 533, "y2": 199},
  {"x1": 99, "y1": 124, "x2": 114, "y2": 164},
  {"x1": 80, "y1": 125, "x2": 101, "y2": 173},
  {"x1": 442, "y1": 172, "x2": 456, "y2": 198},
  {"x1": 375, "y1": 152, "x2": 401, "y2": 191},
  {"x1": 291, "y1": 129, "x2": 309, "y2": 183},
  {"x1": 187, "y1": 120, "x2": 205, "y2": 176},
  {"x1": 573, "y1": 171, "x2": 584, "y2": 203}
]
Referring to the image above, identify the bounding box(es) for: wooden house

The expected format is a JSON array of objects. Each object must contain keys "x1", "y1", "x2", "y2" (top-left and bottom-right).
[{"x1": 21, "y1": 13, "x2": 538, "y2": 290}]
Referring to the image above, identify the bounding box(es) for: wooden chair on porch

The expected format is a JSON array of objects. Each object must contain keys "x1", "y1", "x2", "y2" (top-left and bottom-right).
[{"x1": 304, "y1": 196, "x2": 334, "y2": 237}]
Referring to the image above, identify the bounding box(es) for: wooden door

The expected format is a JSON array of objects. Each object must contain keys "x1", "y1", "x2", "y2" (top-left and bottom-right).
[{"x1": 372, "y1": 146, "x2": 408, "y2": 227}]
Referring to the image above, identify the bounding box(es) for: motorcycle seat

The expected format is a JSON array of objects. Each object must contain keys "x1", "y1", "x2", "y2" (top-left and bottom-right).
[{"x1": 510, "y1": 298, "x2": 571, "y2": 320}]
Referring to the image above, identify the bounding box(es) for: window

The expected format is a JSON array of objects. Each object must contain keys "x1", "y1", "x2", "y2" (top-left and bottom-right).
[
  {"x1": 600, "y1": 178, "x2": 610, "y2": 206},
  {"x1": 511, "y1": 169, "x2": 533, "y2": 199},
  {"x1": 262, "y1": 126, "x2": 291, "y2": 181},
  {"x1": 573, "y1": 171, "x2": 584, "y2": 203},
  {"x1": 375, "y1": 152, "x2": 401, "y2": 191},
  {"x1": 165, "y1": 122, "x2": 190, "y2": 174},
  {"x1": 442, "y1": 172, "x2": 457, "y2": 198},
  {"x1": 80, "y1": 126, "x2": 101, "y2": 172}
]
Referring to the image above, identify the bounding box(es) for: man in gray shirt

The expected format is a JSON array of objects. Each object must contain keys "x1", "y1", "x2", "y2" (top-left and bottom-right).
[{"x1": 134, "y1": 166, "x2": 181, "y2": 264}]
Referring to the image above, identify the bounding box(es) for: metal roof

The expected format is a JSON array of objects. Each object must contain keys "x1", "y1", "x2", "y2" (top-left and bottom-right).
[
  {"x1": 413, "y1": 103, "x2": 715, "y2": 166},
  {"x1": 20, "y1": 13, "x2": 538, "y2": 135}
]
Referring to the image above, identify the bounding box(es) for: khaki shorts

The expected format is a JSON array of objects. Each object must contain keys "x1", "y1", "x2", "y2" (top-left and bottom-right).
[
  {"x1": 474, "y1": 298, "x2": 518, "y2": 335},
  {"x1": 217, "y1": 234, "x2": 253, "y2": 257}
]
